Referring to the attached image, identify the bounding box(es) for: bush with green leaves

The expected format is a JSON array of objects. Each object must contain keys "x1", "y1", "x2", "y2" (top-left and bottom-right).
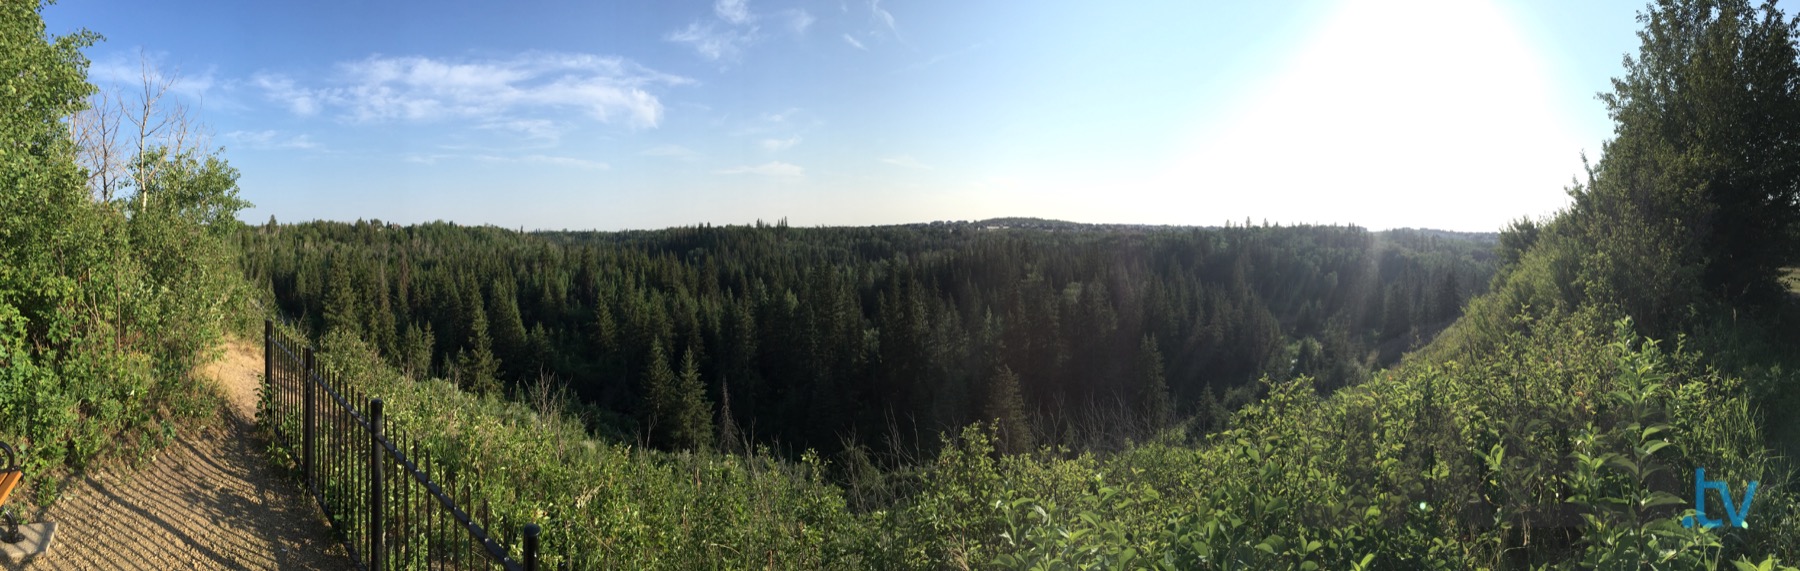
[{"x1": 0, "y1": 0, "x2": 249, "y2": 500}]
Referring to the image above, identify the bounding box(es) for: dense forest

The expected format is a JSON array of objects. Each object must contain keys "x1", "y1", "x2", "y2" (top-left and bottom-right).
[{"x1": 240, "y1": 219, "x2": 1495, "y2": 455}]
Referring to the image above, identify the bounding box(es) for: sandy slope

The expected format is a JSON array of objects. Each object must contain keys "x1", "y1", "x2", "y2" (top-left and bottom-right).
[{"x1": 2, "y1": 340, "x2": 353, "y2": 569}]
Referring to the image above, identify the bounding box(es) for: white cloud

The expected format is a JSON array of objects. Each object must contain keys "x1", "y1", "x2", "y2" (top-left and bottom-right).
[
  {"x1": 670, "y1": 0, "x2": 812, "y2": 62},
  {"x1": 720, "y1": 161, "x2": 804, "y2": 177},
  {"x1": 785, "y1": 9, "x2": 815, "y2": 34},
  {"x1": 666, "y1": 22, "x2": 757, "y2": 62},
  {"x1": 869, "y1": 0, "x2": 901, "y2": 40},
  {"x1": 480, "y1": 119, "x2": 562, "y2": 143},
  {"x1": 880, "y1": 155, "x2": 929, "y2": 169},
  {"x1": 507, "y1": 154, "x2": 610, "y2": 169},
  {"x1": 408, "y1": 152, "x2": 607, "y2": 169},
  {"x1": 89, "y1": 51, "x2": 219, "y2": 102},
  {"x1": 224, "y1": 130, "x2": 319, "y2": 150},
  {"x1": 842, "y1": 34, "x2": 866, "y2": 50},
  {"x1": 402, "y1": 153, "x2": 451, "y2": 164},
  {"x1": 715, "y1": 0, "x2": 752, "y2": 25},
  {"x1": 253, "y1": 74, "x2": 321, "y2": 115},
  {"x1": 760, "y1": 136, "x2": 800, "y2": 151},
  {"x1": 257, "y1": 52, "x2": 687, "y2": 128},
  {"x1": 763, "y1": 108, "x2": 800, "y2": 123},
  {"x1": 640, "y1": 144, "x2": 701, "y2": 159}
]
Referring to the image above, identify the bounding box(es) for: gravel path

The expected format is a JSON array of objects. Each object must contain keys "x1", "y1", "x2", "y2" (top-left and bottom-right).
[{"x1": 2, "y1": 340, "x2": 354, "y2": 569}]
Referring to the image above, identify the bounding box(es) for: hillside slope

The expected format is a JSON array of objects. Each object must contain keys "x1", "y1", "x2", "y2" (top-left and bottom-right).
[{"x1": 1, "y1": 341, "x2": 349, "y2": 569}]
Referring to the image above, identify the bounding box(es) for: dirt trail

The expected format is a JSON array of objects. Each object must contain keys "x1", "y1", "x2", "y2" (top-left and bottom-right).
[{"x1": 3, "y1": 340, "x2": 353, "y2": 569}]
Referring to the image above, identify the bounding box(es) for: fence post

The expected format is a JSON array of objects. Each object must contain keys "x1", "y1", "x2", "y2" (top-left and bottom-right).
[
  {"x1": 262, "y1": 319, "x2": 273, "y2": 407},
  {"x1": 523, "y1": 523, "x2": 540, "y2": 571},
  {"x1": 370, "y1": 398, "x2": 385, "y2": 571},
  {"x1": 303, "y1": 347, "x2": 316, "y2": 490}
]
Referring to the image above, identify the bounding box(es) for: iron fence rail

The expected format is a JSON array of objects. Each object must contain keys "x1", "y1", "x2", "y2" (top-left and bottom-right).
[{"x1": 264, "y1": 320, "x2": 543, "y2": 571}]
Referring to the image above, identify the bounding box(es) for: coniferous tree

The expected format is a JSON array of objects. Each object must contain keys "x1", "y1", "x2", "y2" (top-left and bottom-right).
[
  {"x1": 367, "y1": 263, "x2": 397, "y2": 356},
  {"x1": 458, "y1": 287, "x2": 501, "y2": 395},
  {"x1": 401, "y1": 322, "x2": 435, "y2": 379},
  {"x1": 324, "y1": 252, "x2": 362, "y2": 337},
  {"x1": 717, "y1": 377, "x2": 742, "y2": 455},
  {"x1": 1137, "y1": 335, "x2": 1173, "y2": 432},
  {"x1": 490, "y1": 278, "x2": 530, "y2": 379},
  {"x1": 1434, "y1": 269, "x2": 1461, "y2": 325},
  {"x1": 593, "y1": 288, "x2": 618, "y2": 355},
  {"x1": 670, "y1": 347, "x2": 714, "y2": 451},
  {"x1": 984, "y1": 365, "x2": 1033, "y2": 454},
  {"x1": 641, "y1": 339, "x2": 677, "y2": 448}
]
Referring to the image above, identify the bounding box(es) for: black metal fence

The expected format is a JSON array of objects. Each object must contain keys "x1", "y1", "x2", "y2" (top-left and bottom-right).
[{"x1": 263, "y1": 320, "x2": 544, "y2": 570}]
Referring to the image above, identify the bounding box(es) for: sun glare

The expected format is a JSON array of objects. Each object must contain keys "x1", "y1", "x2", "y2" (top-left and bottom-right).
[{"x1": 1150, "y1": 0, "x2": 1587, "y2": 231}]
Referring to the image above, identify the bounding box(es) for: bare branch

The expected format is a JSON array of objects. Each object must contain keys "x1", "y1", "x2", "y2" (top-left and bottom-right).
[
  {"x1": 70, "y1": 81, "x2": 127, "y2": 201},
  {"x1": 69, "y1": 50, "x2": 210, "y2": 207}
]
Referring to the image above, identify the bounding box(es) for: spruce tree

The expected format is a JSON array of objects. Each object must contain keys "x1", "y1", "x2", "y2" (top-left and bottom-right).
[
  {"x1": 593, "y1": 288, "x2": 618, "y2": 355},
  {"x1": 1137, "y1": 335, "x2": 1174, "y2": 433},
  {"x1": 984, "y1": 365, "x2": 1033, "y2": 454},
  {"x1": 641, "y1": 339, "x2": 677, "y2": 448},
  {"x1": 324, "y1": 252, "x2": 363, "y2": 338},
  {"x1": 459, "y1": 286, "x2": 500, "y2": 395},
  {"x1": 671, "y1": 347, "x2": 714, "y2": 451},
  {"x1": 718, "y1": 377, "x2": 742, "y2": 455},
  {"x1": 489, "y1": 278, "x2": 529, "y2": 378},
  {"x1": 401, "y1": 322, "x2": 435, "y2": 380}
]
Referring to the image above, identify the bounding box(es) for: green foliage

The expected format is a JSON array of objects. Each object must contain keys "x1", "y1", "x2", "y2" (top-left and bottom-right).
[
  {"x1": 669, "y1": 346, "x2": 715, "y2": 451},
  {"x1": 0, "y1": 0, "x2": 248, "y2": 496},
  {"x1": 455, "y1": 285, "x2": 500, "y2": 396},
  {"x1": 278, "y1": 294, "x2": 1800, "y2": 569},
  {"x1": 984, "y1": 366, "x2": 1033, "y2": 455},
  {"x1": 304, "y1": 330, "x2": 869, "y2": 570},
  {"x1": 1601, "y1": 0, "x2": 1800, "y2": 306}
]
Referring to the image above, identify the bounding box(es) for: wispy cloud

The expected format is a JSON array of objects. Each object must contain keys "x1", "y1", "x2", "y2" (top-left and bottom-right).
[
  {"x1": 641, "y1": 144, "x2": 701, "y2": 159},
  {"x1": 715, "y1": 0, "x2": 752, "y2": 25},
  {"x1": 869, "y1": 0, "x2": 902, "y2": 41},
  {"x1": 255, "y1": 52, "x2": 687, "y2": 128},
  {"x1": 842, "y1": 34, "x2": 867, "y2": 50},
  {"x1": 729, "y1": 107, "x2": 812, "y2": 138},
  {"x1": 720, "y1": 161, "x2": 804, "y2": 177},
  {"x1": 88, "y1": 51, "x2": 220, "y2": 102},
  {"x1": 253, "y1": 74, "x2": 321, "y2": 115},
  {"x1": 224, "y1": 130, "x2": 319, "y2": 150},
  {"x1": 506, "y1": 154, "x2": 610, "y2": 169},
  {"x1": 405, "y1": 152, "x2": 608, "y2": 169},
  {"x1": 479, "y1": 118, "x2": 562, "y2": 143},
  {"x1": 669, "y1": 0, "x2": 812, "y2": 63},
  {"x1": 893, "y1": 42, "x2": 985, "y2": 75},
  {"x1": 880, "y1": 155, "x2": 930, "y2": 169},
  {"x1": 759, "y1": 136, "x2": 800, "y2": 151},
  {"x1": 763, "y1": 108, "x2": 801, "y2": 123},
  {"x1": 784, "y1": 9, "x2": 815, "y2": 34},
  {"x1": 667, "y1": 23, "x2": 758, "y2": 62}
]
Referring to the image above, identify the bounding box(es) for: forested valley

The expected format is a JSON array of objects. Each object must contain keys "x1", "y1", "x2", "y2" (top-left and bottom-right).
[
  {"x1": 239, "y1": 219, "x2": 1494, "y2": 457},
  {"x1": 13, "y1": 0, "x2": 1800, "y2": 567}
]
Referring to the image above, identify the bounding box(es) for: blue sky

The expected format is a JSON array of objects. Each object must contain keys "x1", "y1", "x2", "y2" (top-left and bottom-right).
[{"x1": 45, "y1": 0, "x2": 1791, "y2": 232}]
